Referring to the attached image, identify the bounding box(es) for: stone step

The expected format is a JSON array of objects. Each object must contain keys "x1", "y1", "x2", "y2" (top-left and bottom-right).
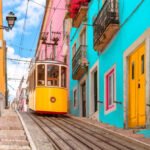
[
  {"x1": 0, "y1": 117, "x2": 23, "y2": 130},
  {"x1": 1, "y1": 111, "x2": 18, "y2": 117},
  {"x1": 0, "y1": 130, "x2": 25, "y2": 136},
  {"x1": 0, "y1": 126, "x2": 23, "y2": 130},
  {"x1": 0, "y1": 145, "x2": 31, "y2": 150},
  {"x1": 2, "y1": 113, "x2": 18, "y2": 116},
  {"x1": 0, "y1": 139, "x2": 30, "y2": 146},
  {"x1": 0, "y1": 135, "x2": 27, "y2": 140}
]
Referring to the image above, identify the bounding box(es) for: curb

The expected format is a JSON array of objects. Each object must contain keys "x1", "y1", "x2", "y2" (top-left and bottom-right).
[
  {"x1": 17, "y1": 111, "x2": 37, "y2": 150},
  {"x1": 67, "y1": 114, "x2": 150, "y2": 150}
]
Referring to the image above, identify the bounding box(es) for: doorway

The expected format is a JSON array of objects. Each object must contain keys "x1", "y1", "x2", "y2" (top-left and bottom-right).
[
  {"x1": 81, "y1": 82, "x2": 86, "y2": 117},
  {"x1": 128, "y1": 43, "x2": 146, "y2": 128},
  {"x1": 94, "y1": 70, "x2": 98, "y2": 112},
  {"x1": 90, "y1": 63, "x2": 99, "y2": 115}
]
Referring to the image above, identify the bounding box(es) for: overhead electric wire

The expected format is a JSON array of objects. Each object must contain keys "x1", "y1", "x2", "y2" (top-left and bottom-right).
[
  {"x1": 11, "y1": 0, "x2": 30, "y2": 84},
  {"x1": 8, "y1": 78, "x2": 27, "y2": 81},
  {"x1": 29, "y1": 0, "x2": 67, "y2": 10},
  {"x1": 19, "y1": 0, "x2": 29, "y2": 53},
  {"x1": 31, "y1": 9, "x2": 45, "y2": 56},
  {"x1": 8, "y1": 43, "x2": 34, "y2": 52},
  {"x1": 8, "y1": 84, "x2": 16, "y2": 91},
  {"x1": 44, "y1": 0, "x2": 62, "y2": 33},
  {"x1": 7, "y1": 58, "x2": 31, "y2": 63}
]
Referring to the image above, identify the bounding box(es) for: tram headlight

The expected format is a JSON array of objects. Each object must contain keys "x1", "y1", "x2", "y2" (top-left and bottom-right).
[{"x1": 50, "y1": 97, "x2": 56, "y2": 103}]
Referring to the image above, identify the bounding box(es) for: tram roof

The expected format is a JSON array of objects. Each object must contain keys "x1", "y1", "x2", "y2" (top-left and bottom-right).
[{"x1": 35, "y1": 60, "x2": 67, "y2": 65}]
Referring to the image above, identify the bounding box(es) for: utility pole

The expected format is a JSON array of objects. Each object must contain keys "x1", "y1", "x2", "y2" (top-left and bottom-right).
[{"x1": 5, "y1": 47, "x2": 8, "y2": 108}]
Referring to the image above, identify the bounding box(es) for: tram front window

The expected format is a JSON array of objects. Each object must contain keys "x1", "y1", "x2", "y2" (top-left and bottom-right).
[
  {"x1": 37, "y1": 64, "x2": 45, "y2": 86},
  {"x1": 47, "y1": 65, "x2": 59, "y2": 86}
]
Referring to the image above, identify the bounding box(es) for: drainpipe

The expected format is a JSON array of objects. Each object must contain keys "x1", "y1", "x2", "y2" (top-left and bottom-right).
[{"x1": 5, "y1": 47, "x2": 8, "y2": 109}]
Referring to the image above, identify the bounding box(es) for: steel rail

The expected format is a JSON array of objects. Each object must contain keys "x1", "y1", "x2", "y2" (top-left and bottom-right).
[{"x1": 59, "y1": 117, "x2": 136, "y2": 150}]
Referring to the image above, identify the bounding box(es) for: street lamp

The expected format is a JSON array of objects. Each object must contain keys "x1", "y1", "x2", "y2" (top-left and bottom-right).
[
  {"x1": 0, "y1": 11, "x2": 17, "y2": 31},
  {"x1": 6, "y1": 12, "x2": 17, "y2": 29}
]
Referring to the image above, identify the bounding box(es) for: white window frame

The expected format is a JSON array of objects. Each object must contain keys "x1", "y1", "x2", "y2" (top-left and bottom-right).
[
  {"x1": 89, "y1": 61, "x2": 99, "y2": 115},
  {"x1": 73, "y1": 87, "x2": 78, "y2": 108}
]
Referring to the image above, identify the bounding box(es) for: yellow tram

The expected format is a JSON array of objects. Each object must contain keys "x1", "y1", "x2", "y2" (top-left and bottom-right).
[{"x1": 28, "y1": 60, "x2": 68, "y2": 114}]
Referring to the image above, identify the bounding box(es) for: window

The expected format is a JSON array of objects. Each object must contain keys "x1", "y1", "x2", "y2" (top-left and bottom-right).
[
  {"x1": 141, "y1": 55, "x2": 144, "y2": 74},
  {"x1": 47, "y1": 65, "x2": 59, "y2": 86},
  {"x1": 33, "y1": 70, "x2": 36, "y2": 89},
  {"x1": 73, "y1": 89, "x2": 77, "y2": 107},
  {"x1": 80, "y1": 29, "x2": 86, "y2": 45},
  {"x1": 105, "y1": 67, "x2": 115, "y2": 111},
  {"x1": 132, "y1": 62, "x2": 134, "y2": 80},
  {"x1": 61, "y1": 66, "x2": 67, "y2": 88},
  {"x1": 72, "y1": 43, "x2": 76, "y2": 58},
  {"x1": 37, "y1": 64, "x2": 45, "y2": 86}
]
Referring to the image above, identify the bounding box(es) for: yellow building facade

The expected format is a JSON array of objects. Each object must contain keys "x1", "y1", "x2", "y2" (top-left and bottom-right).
[{"x1": 0, "y1": 0, "x2": 6, "y2": 96}]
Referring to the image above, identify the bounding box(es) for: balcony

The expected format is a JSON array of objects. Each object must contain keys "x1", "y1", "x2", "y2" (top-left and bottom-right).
[
  {"x1": 94, "y1": 0, "x2": 119, "y2": 52},
  {"x1": 68, "y1": 0, "x2": 90, "y2": 28},
  {"x1": 73, "y1": 5, "x2": 88, "y2": 28},
  {"x1": 72, "y1": 45, "x2": 88, "y2": 80}
]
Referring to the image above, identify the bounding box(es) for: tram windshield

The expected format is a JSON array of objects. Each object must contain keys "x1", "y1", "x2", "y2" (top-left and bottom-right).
[
  {"x1": 37, "y1": 64, "x2": 45, "y2": 86},
  {"x1": 47, "y1": 65, "x2": 59, "y2": 86},
  {"x1": 36, "y1": 63, "x2": 67, "y2": 88}
]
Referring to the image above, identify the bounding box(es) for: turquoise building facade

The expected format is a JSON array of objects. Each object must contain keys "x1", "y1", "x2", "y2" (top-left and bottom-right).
[{"x1": 69, "y1": 0, "x2": 150, "y2": 128}]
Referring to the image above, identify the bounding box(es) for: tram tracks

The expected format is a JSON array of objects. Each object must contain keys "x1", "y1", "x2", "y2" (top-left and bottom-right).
[
  {"x1": 26, "y1": 113, "x2": 149, "y2": 150},
  {"x1": 29, "y1": 114, "x2": 66, "y2": 150},
  {"x1": 29, "y1": 114, "x2": 91, "y2": 150},
  {"x1": 45, "y1": 117, "x2": 118, "y2": 150},
  {"x1": 45, "y1": 117, "x2": 136, "y2": 150},
  {"x1": 55, "y1": 117, "x2": 137, "y2": 150}
]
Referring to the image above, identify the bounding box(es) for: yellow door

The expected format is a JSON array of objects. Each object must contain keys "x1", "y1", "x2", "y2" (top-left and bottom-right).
[{"x1": 128, "y1": 43, "x2": 146, "y2": 128}]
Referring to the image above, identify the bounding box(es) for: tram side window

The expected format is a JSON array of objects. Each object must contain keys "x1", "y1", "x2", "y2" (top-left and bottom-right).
[
  {"x1": 33, "y1": 70, "x2": 36, "y2": 89},
  {"x1": 37, "y1": 64, "x2": 45, "y2": 86},
  {"x1": 61, "y1": 67, "x2": 67, "y2": 88},
  {"x1": 47, "y1": 65, "x2": 59, "y2": 86}
]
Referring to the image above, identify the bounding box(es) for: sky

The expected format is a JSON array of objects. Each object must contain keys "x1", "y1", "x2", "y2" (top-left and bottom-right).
[{"x1": 3, "y1": 0, "x2": 46, "y2": 101}]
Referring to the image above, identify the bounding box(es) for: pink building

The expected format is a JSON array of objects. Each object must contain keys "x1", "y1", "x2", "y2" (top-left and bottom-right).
[
  {"x1": 36, "y1": 0, "x2": 71, "y2": 63},
  {"x1": 16, "y1": 76, "x2": 28, "y2": 112}
]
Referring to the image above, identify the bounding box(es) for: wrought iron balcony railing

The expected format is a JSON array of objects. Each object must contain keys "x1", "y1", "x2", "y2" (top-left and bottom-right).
[
  {"x1": 94, "y1": 0, "x2": 119, "y2": 52},
  {"x1": 72, "y1": 45, "x2": 88, "y2": 80}
]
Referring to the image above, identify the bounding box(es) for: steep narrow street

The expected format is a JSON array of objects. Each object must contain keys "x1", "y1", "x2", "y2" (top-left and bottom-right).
[{"x1": 19, "y1": 112, "x2": 150, "y2": 150}]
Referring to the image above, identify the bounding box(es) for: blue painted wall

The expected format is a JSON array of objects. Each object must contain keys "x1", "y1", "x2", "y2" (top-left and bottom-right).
[
  {"x1": 69, "y1": 0, "x2": 100, "y2": 117},
  {"x1": 69, "y1": 0, "x2": 150, "y2": 128},
  {"x1": 99, "y1": 0, "x2": 150, "y2": 128}
]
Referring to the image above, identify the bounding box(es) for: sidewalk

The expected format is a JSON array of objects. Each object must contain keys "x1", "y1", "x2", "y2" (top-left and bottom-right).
[
  {"x1": 67, "y1": 114, "x2": 150, "y2": 147},
  {"x1": 0, "y1": 109, "x2": 31, "y2": 150}
]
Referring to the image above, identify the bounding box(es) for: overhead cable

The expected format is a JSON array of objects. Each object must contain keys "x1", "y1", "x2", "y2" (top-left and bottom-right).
[{"x1": 29, "y1": 0, "x2": 67, "y2": 10}]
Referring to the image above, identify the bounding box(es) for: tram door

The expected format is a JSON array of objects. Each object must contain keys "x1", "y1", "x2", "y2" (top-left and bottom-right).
[
  {"x1": 82, "y1": 82, "x2": 86, "y2": 117},
  {"x1": 128, "y1": 43, "x2": 146, "y2": 128}
]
